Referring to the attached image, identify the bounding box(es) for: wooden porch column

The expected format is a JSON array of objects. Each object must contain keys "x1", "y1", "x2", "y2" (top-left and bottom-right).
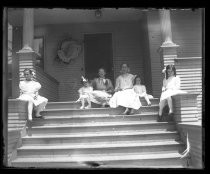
[
  {"x1": 159, "y1": 9, "x2": 179, "y2": 66},
  {"x1": 22, "y1": 8, "x2": 34, "y2": 50},
  {"x1": 17, "y1": 8, "x2": 37, "y2": 81}
]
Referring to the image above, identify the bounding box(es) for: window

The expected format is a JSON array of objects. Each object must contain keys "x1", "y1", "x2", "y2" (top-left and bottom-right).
[{"x1": 33, "y1": 37, "x2": 44, "y2": 69}]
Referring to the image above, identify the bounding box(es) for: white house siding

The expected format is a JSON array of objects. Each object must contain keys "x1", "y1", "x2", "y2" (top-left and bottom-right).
[{"x1": 171, "y1": 9, "x2": 202, "y2": 120}]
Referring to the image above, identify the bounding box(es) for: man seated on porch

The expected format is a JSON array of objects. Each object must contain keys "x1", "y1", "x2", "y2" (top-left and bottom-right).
[
  {"x1": 90, "y1": 67, "x2": 114, "y2": 107},
  {"x1": 158, "y1": 64, "x2": 187, "y2": 122},
  {"x1": 17, "y1": 68, "x2": 48, "y2": 121}
]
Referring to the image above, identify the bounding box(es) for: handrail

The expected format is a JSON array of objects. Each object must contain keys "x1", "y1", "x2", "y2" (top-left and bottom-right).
[
  {"x1": 175, "y1": 57, "x2": 202, "y2": 60},
  {"x1": 36, "y1": 66, "x2": 59, "y2": 85}
]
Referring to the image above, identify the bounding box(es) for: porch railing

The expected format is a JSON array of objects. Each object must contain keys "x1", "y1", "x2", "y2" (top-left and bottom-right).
[
  {"x1": 174, "y1": 57, "x2": 202, "y2": 120},
  {"x1": 35, "y1": 66, "x2": 59, "y2": 102},
  {"x1": 176, "y1": 122, "x2": 203, "y2": 168},
  {"x1": 172, "y1": 93, "x2": 203, "y2": 168},
  {"x1": 7, "y1": 99, "x2": 28, "y2": 166}
]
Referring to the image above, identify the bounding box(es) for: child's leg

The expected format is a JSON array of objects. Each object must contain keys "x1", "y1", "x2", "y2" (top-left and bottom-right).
[
  {"x1": 35, "y1": 101, "x2": 47, "y2": 117},
  {"x1": 167, "y1": 97, "x2": 173, "y2": 114},
  {"x1": 130, "y1": 108, "x2": 135, "y2": 114},
  {"x1": 80, "y1": 98, "x2": 85, "y2": 109},
  {"x1": 28, "y1": 100, "x2": 33, "y2": 121},
  {"x1": 144, "y1": 95, "x2": 151, "y2": 105},
  {"x1": 122, "y1": 107, "x2": 129, "y2": 114},
  {"x1": 159, "y1": 99, "x2": 167, "y2": 116},
  {"x1": 85, "y1": 97, "x2": 91, "y2": 108}
]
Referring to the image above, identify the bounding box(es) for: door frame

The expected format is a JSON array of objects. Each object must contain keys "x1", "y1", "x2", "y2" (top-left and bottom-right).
[{"x1": 82, "y1": 31, "x2": 115, "y2": 82}]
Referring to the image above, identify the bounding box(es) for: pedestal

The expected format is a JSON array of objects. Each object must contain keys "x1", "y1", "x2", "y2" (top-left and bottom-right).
[
  {"x1": 172, "y1": 93, "x2": 199, "y2": 122},
  {"x1": 17, "y1": 49, "x2": 37, "y2": 80},
  {"x1": 161, "y1": 43, "x2": 179, "y2": 67}
]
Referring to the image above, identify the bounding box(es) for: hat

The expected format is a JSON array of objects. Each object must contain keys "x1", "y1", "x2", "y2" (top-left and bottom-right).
[{"x1": 81, "y1": 76, "x2": 88, "y2": 83}]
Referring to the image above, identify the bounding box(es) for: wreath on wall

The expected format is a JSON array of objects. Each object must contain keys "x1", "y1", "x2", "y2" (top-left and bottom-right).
[{"x1": 55, "y1": 38, "x2": 82, "y2": 64}]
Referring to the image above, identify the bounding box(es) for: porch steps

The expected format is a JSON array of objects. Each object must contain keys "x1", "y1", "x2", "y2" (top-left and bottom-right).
[
  {"x1": 21, "y1": 131, "x2": 180, "y2": 145},
  {"x1": 45, "y1": 98, "x2": 160, "y2": 110},
  {"x1": 11, "y1": 98, "x2": 186, "y2": 168},
  {"x1": 31, "y1": 113, "x2": 158, "y2": 126},
  {"x1": 11, "y1": 153, "x2": 184, "y2": 168},
  {"x1": 28, "y1": 121, "x2": 176, "y2": 135},
  {"x1": 41, "y1": 105, "x2": 159, "y2": 116}
]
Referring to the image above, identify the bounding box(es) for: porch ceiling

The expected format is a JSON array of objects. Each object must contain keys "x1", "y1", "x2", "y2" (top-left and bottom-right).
[{"x1": 8, "y1": 8, "x2": 144, "y2": 26}]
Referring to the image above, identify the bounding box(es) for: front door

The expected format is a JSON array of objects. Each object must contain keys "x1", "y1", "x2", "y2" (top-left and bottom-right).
[{"x1": 84, "y1": 33, "x2": 114, "y2": 82}]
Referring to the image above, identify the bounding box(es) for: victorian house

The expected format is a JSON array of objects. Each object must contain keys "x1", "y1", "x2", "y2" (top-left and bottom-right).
[{"x1": 4, "y1": 8, "x2": 203, "y2": 168}]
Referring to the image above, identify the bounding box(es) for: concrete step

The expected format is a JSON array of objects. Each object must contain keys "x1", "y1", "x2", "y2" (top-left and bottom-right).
[
  {"x1": 31, "y1": 113, "x2": 158, "y2": 126},
  {"x1": 17, "y1": 140, "x2": 184, "y2": 157},
  {"x1": 41, "y1": 105, "x2": 159, "y2": 116},
  {"x1": 11, "y1": 152, "x2": 185, "y2": 168},
  {"x1": 27, "y1": 122, "x2": 176, "y2": 135},
  {"x1": 22, "y1": 131, "x2": 180, "y2": 146},
  {"x1": 46, "y1": 98, "x2": 160, "y2": 110}
]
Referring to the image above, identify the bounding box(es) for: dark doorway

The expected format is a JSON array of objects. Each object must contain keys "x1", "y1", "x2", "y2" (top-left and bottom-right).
[{"x1": 84, "y1": 33, "x2": 114, "y2": 82}]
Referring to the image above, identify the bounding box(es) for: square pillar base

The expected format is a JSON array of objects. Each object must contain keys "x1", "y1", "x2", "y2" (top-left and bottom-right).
[{"x1": 172, "y1": 93, "x2": 199, "y2": 122}]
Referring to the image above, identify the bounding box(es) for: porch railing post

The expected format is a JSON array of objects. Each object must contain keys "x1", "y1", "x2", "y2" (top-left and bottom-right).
[
  {"x1": 159, "y1": 9, "x2": 179, "y2": 67},
  {"x1": 22, "y1": 8, "x2": 34, "y2": 51},
  {"x1": 172, "y1": 93, "x2": 199, "y2": 122},
  {"x1": 16, "y1": 8, "x2": 37, "y2": 81}
]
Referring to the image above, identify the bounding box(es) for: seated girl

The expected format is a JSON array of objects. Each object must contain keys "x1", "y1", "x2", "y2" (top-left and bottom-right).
[
  {"x1": 158, "y1": 64, "x2": 187, "y2": 121},
  {"x1": 76, "y1": 76, "x2": 93, "y2": 109},
  {"x1": 133, "y1": 76, "x2": 153, "y2": 106},
  {"x1": 17, "y1": 68, "x2": 48, "y2": 121}
]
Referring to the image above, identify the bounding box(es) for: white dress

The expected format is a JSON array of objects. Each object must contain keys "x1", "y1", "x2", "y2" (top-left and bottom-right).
[
  {"x1": 78, "y1": 86, "x2": 93, "y2": 100},
  {"x1": 133, "y1": 85, "x2": 153, "y2": 99},
  {"x1": 17, "y1": 80, "x2": 48, "y2": 106},
  {"x1": 109, "y1": 73, "x2": 141, "y2": 110},
  {"x1": 160, "y1": 76, "x2": 187, "y2": 101}
]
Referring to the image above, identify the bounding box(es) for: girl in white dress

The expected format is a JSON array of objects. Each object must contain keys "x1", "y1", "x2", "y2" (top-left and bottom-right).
[
  {"x1": 133, "y1": 76, "x2": 153, "y2": 106},
  {"x1": 17, "y1": 69, "x2": 48, "y2": 121},
  {"x1": 109, "y1": 63, "x2": 141, "y2": 115},
  {"x1": 158, "y1": 65, "x2": 186, "y2": 121},
  {"x1": 76, "y1": 76, "x2": 93, "y2": 109}
]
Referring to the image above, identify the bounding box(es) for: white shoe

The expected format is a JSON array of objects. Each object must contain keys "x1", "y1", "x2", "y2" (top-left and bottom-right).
[
  {"x1": 80, "y1": 106, "x2": 85, "y2": 109},
  {"x1": 85, "y1": 105, "x2": 91, "y2": 109}
]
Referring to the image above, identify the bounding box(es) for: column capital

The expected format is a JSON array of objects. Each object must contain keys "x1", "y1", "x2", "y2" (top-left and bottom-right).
[
  {"x1": 17, "y1": 45, "x2": 34, "y2": 53},
  {"x1": 160, "y1": 41, "x2": 179, "y2": 48}
]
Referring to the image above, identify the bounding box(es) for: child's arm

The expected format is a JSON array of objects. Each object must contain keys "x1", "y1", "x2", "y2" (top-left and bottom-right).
[
  {"x1": 162, "y1": 78, "x2": 167, "y2": 92},
  {"x1": 174, "y1": 76, "x2": 181, "y2": 90},
  {"x1": 114, "y1": 77, "x2": 121, "y2": 92},
  {"x1": 141, "y1": 85, "x2": 147, "y2": 96},
  {"x1": 133, "y1": 85, "x2": 138, "y2": 94},
  {"x1": 106, "y1": 79, "x2": 114, "y2": 93},
  {"x1": 78, "y1": 87, "x2": 83, "y2": 95}
]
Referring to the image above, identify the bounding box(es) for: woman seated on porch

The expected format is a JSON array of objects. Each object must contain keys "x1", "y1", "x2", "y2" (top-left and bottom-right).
[
  {"x1": 158, "y1": 64, "x2": 187, "y2": 122},
  {"x1": 109, "y1": 63, "x2": 141, "y2": 115},
  {"x1": 17, "y1": 68, "x2": 48, "y2": 121},
  {"x1": 90, "y1": 68, "x2": 114, "y2": 107}
]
